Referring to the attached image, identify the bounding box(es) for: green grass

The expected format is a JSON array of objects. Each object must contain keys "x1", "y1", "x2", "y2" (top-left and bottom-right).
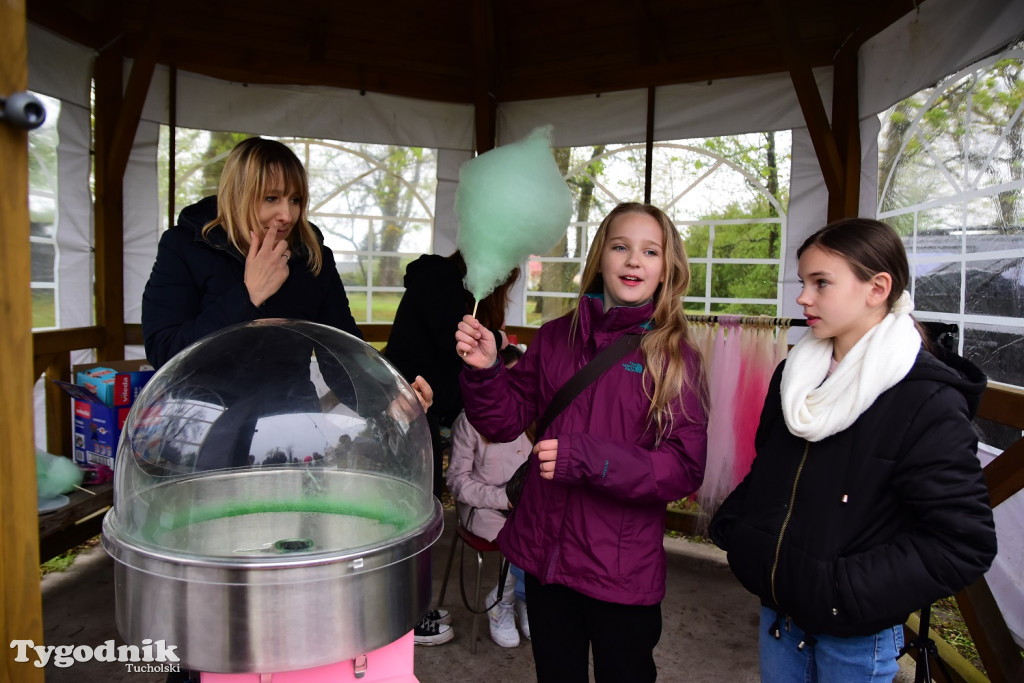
[
  {"x1": 40, "y1": 536, "x2": 100, "y2": 577},
  {"x1": 930, "y1": 596, "x2": 984, "y2": 674},
  {"x1": 346, "y1": 292, "x2": 401, "y2": 324},
  {"x1": 32, "y1": 289, "x2": 56, "y2": 328}
]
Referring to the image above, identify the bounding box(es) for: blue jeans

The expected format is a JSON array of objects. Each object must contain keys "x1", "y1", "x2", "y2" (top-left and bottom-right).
[
  {"x1": 510, "y1": 563, "x2": 526, "y2": 602},
  {"x1": 759, "y1": 606, "x2": 903, "y2": 683}
]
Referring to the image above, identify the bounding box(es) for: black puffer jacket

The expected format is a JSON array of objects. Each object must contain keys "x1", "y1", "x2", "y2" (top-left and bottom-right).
[
  {"x1": 709, "y1": 349, "x2": 997, "y2": 638},
  {"x1": 142, "y1": 195, "x2": 362, "y2": 369},
  {"x1": 383, "y1": 254, "x2": 473, "y2": 427}
]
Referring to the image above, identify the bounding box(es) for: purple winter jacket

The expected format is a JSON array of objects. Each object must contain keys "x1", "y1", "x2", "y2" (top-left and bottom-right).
[{"x1": 460, "y1": 295, "x2": 708, "y2": 605}]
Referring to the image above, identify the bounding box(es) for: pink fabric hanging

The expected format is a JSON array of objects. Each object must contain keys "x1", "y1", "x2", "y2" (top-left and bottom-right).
[
  {"x1": 696, "y1": 317, "x2": 741, "y2": 518},
  {"x1": 731, "y1": 326, "x2": 776, "y2": 487}
]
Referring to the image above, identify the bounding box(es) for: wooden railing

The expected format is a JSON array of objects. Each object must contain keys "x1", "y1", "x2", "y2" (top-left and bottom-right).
[{"x1": 32, "y1": 323, "x2": 1024, "y2": 680}]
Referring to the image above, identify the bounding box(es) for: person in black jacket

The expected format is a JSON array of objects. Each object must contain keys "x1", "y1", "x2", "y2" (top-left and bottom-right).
[
  {"x1": 709, "y1": 218, "x2": 996, "y2": 682},
  {"x1": 383, "y1": 251, "x2": 518, "y2": 499},
  {"x1": 143, "y1": 138, "x2": 433, "y2": 682},
  {"x1": 382, "y1": 251, "x2": 518, "y2": 647}
]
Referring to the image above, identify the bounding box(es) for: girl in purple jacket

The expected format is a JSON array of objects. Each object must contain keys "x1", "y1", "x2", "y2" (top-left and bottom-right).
[{"x1": 456, "y1": 202, "x2": 709, "y2": 682}]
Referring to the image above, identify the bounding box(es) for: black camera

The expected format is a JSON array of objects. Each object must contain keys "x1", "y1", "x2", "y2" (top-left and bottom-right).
[{"x1": 1, "y1": 91, "x2": 47, "y2": 130}]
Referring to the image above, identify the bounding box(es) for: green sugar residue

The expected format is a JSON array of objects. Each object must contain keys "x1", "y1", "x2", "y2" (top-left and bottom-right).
[{"x1": 159, "y1": 497, "x2": 414, "y2": 533}]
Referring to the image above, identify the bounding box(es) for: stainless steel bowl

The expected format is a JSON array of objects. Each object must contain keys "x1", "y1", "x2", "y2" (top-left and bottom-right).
[{"x1": 102, "y1": 468, "x2": 442, "y2": 673}]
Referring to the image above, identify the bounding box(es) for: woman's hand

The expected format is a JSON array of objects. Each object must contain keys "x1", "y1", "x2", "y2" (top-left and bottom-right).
[
  {"x1": 535, "y1": 439, "x2": 558, "y2": 480},
  {"x1": 455, "y1": 315, "x2": 498, "y2": 368},
  {"x1": 411, "y1": 375, "x2": 433, "y2": 412},
  {"x1": 244, "y1": 229, "x2": 291, "y2": 308}
]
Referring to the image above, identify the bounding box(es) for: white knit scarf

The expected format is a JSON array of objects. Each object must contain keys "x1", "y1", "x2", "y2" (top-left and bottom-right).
[{"x1": 781, "y1": 291, "x2": 921, "y2": 442}]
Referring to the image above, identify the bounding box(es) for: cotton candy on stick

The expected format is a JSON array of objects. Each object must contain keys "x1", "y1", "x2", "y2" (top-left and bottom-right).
[{"x1": 456, "y1": 125, "x2": 573, "y2": 314}]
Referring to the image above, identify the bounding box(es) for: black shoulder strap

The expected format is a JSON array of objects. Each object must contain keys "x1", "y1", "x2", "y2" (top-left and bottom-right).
[{"x1": 535, "y1": 333, "x2": 641, "y2": 438}]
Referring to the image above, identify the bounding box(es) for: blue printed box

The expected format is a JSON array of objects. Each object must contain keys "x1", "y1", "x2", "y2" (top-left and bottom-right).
[{"x1": 54, "y1": 360, "x2": 155, "y2": 466}]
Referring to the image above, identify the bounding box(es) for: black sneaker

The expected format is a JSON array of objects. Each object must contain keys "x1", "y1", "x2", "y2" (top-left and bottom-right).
[
  {"x1": 424, "y1": 608, "x2": 452, "y2": 625},
  {"x1": 414, "y1": 616, "x2": 454, "y2": 646}
]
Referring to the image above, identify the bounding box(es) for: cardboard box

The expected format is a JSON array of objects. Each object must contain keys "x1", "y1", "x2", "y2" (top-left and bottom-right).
[
  {"x1": 74, "y1": 360, "x2": 155, "y2": 408},
  {"x1": 54, "y1": 360, "x2": 155, "y2": 467},
  {"x1": 76, "y1": 367, "x2": 117, "y2": 406}
]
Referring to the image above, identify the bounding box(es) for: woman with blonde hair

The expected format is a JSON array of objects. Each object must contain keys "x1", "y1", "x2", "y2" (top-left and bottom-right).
[{"x1": 142, "y1": 136, "x2": 361, "y2": 368}]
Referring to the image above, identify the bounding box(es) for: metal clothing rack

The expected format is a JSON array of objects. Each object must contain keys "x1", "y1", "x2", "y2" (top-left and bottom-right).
[{"x1": 685, "y1": 314, "x2": 808, "y2": 328}]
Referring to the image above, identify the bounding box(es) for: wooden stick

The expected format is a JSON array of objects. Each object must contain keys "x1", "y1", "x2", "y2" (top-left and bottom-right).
[{"x1": 472, "y1": 301, "x2": 479, "y2": 319}]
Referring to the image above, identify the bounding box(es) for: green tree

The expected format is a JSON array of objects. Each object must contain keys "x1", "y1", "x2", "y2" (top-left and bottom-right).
[
  {"x1": 879, "y1": 53, "x2": 1024, "y2": 232},
  {"x1": 680, "y1": 132, "x2": 787, "y2": 314},
  {"x1": 534, "y1": 145, "x2": 607, "y2": 319},
  {"x1": 372, "y1": 146, "x2": 430, "y2": 287}
]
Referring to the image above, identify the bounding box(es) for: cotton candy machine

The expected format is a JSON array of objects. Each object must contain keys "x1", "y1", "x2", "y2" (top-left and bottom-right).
[{"x1": 101, "y1": 319, "x2": 442, "y2": 676}]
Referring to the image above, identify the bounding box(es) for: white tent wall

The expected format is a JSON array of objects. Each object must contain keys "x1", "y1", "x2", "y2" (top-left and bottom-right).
[
  {"x1": 860, "y1": 0, "x2": 1024, "y2": 119},
  {"x1": 141, "y1": 70, "x2": 477, "y2": 152},
  {"x1": 122, "y1": 120, "x2": 160, "y2": 334}
]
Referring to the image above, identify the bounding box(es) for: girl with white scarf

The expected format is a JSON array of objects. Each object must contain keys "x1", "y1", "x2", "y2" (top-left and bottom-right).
[{"x1": 710, "y1": 218, "x2": 996, "y2": 683}]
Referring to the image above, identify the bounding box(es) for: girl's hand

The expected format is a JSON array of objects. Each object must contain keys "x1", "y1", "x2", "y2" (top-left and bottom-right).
[
  {"x1": 455, "y1": 315, "x2": 498, "y2": 368},
  {"x1": 244, "y1": 229, "x2": 291, "y2": 307},
  {"x1": 535, "y1": 439, "x2": 558, "y2": 480},
  {"x1": 411, "y1": 375, "x2": 433, "y2": 412}
]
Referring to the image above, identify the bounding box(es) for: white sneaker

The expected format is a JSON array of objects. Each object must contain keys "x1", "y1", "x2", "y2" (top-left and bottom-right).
[
  {"x1": 515, "y1": 599, "x2": 530, "y2": 640},
  {"x1": 486, "y1": 588, "x2": 520, "y2": 648}
]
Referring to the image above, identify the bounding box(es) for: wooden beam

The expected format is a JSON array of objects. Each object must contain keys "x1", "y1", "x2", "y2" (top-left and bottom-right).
[
  {"x1": 93, "y1": 36, "x2": 126, "y2": 361},
  {"x1": 0, "y1": 0, "x2": 46, "y2": 679},
  {"x1": 956, "y1": 578, "x2": 1024, "y2": 683},
  {"x1": 767, "y1": 0, "x2": 844, "y2": 200},
  {"x1": 829, "y1": 43, "x2": 860, "y2": 221},
  {"x1": 41, "y1": 354, "x2": 72, "y2": 458},
  {"x1": 472, "y1": 0, "x2": 497, "y2": 152},
  {"x1": 107, "y1": 7, "x2": 164, "y2": 182},
  {"x1": 982, "y1": 439, "x2": 1024, "y2": 509},
  {"x1": 32, "y1": 326, "x2": 106, "y2": 356},
  {"x1": 977, "y1": 381, "x2": 1024, "y2": 430},
  {"x1": 645, "y1": 87, "x2": 655, "y2": 205}
]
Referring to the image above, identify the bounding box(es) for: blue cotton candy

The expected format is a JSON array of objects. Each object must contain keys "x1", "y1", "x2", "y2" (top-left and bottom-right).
[
  {"x1": 37, "y1": 450, "x2": 84, "y2": 499},
  {"x1": 455, "y1": 126, "x2": 573, "y2": 301}
]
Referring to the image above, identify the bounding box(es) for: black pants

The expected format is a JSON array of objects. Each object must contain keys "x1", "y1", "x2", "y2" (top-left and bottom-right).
[{"x1": 525, "y1": 573, "x2": 662, "y2": 683}]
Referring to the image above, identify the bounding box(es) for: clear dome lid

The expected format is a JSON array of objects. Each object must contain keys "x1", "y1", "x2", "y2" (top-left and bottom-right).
[{"x1": 106, "y1": 319, "x2": 434, "y2": 563}]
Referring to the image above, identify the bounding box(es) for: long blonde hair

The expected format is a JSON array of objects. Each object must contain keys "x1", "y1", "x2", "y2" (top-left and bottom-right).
[
  {"x1": 203, "y1": 137, "x2": 323, "y2": 274},
  {"x1": 574, "y1": 202, "x2": 708, "y2": 438}
]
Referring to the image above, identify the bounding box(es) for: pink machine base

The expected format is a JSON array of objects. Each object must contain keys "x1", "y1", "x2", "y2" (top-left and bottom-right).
[{"x1": 200, "y1": 631, "x2": 417, "y2": 682}]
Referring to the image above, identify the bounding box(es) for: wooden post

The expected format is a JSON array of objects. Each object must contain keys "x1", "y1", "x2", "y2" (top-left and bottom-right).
[
  {"x1": 830, "y1": 44, "x2": 861, "y2": 221},
  {"x1": 93, "y1": 40, "x2": 127, "y2": 361},
  {"x1": 0, "y1": 0, "x2": 46, "y2": 679},
  {"x1": 472, "y1": 0, "x2": 497, "y2": 152},
  {"x1": 767, "y1": 0, "x2": 848, "y2": 217}
]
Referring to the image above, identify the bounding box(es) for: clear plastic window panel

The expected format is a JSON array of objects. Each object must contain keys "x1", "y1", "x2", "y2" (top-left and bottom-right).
[{"x1": 28, "y1": 92, "x2": 61, "y2": 330}]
